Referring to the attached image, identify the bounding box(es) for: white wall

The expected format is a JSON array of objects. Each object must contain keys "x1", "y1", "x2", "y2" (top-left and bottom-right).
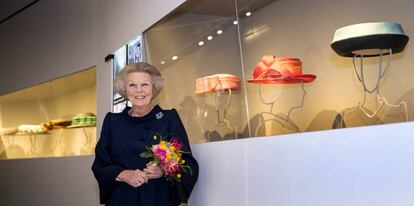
[{"x1": 191, "y1": 122, "x2": 414, "y2": 206}]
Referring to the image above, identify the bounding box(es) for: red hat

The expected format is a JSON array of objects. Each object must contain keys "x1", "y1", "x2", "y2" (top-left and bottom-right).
[{"x1": 247, "y1": 55, "x2": 316, "y2": 84}]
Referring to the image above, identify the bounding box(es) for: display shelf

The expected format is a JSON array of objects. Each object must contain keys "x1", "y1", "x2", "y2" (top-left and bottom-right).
[{"x1": 0, "y1": 67, "x2": 97, "y2": 160}]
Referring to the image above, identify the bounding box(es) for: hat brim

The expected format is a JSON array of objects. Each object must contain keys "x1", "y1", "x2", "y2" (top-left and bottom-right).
[
  {"x1": 66, "y1": 123, "x2": 96, "y2": 129},
  {"x1": 331, "y1": 34, "x2": 409, "y2": 57},
  {"x1": 247, "y1": 74, "x2": 316, "y2": 84},
  {"x1": 195, "y1": 88, "x2": 241, "y2": 94}
]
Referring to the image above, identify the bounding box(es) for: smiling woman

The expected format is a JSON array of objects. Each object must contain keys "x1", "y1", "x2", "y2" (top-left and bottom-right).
[{"x1": 92, "y1": 62, "x2": 199, "y2": 206}]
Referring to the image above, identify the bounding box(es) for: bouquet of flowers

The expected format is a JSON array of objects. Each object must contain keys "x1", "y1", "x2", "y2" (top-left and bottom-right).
[{"x1": 140, "y1": 134, "x2": 192, "y2": 182}]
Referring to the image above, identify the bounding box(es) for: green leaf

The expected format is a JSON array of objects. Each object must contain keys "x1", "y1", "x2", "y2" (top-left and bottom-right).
[
  {"x1": 182, "y1": 165, "x2": 193, "y2": 175},
  {"x1": 139, "y1": 151, "x2": 152, "y2": 158}
]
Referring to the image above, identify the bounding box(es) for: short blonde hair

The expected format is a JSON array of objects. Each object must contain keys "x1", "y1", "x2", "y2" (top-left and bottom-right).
[{"x1": 114, "y1": 62, "x2": 164, "y2": 99}]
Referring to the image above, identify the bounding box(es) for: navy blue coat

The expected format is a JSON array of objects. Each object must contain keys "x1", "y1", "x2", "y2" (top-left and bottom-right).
[{"x1": 92, "y1": 105, "x2": 198, "y2": 206}]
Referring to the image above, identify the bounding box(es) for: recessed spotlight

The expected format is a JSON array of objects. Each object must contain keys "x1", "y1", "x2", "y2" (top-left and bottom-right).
[
  {"x1": 217, "y1": 30, "x2": 223, "y2": 35},
  {"x1": 207, "y1": 36, "x2": 213, "y2": 40},
  {"x1": 172, "y1": 56, "x2": 178, "y2": 60},
  {"x1": 233, "y1": 20, "x2": 238, "y2": 25},
  {"x1": 246, "y1": 11, "x2": 251, "y2": 17},
  {"x1": 160, "y1": 61, "x2": 165, "y2": 65},
  {"x1": 198, "y1": 41, "x2": 204, "y2": 46}
]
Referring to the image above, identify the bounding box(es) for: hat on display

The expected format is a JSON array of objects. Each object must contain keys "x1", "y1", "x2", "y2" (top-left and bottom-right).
[
  {"x1": 67, "y1": 113, "x2": 96, "y2": 128},
  {"x1": 247, "y1": 55, "x2": 316, "y2": 84},
  {"x1": 195, "y1": 74, "x2": 241, "y2": 94},
  {"x1": 331, "y1": 22, "x2": 409, "y2": 57}
]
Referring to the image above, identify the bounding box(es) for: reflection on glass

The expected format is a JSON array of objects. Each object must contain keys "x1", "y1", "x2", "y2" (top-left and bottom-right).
[
  {"x1": 144, "y1": 0, "x2": 249, "y2": 143},
  {"x1": 127, "y1": 35, "x2": 144, "y2": 64}
]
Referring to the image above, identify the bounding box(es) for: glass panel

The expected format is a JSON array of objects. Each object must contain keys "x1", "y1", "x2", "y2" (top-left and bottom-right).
[
  {"x1": 136, "y1": 0, "x2": 414, "y2": 142},
  {"x1": 237, "y1": 0, "x2": 413, "y2": 137},
  {"x1": 144, "y1": 0, "x2": 249, "y2": 144},
  {"x1": 0, "y1": 67, "x2": 97, "y2": 159}
]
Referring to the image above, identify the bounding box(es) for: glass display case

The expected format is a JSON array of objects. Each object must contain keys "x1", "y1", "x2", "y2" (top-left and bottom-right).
[
  {"x1": 238, "y1": 0, "x2": 412, "y2": 136},
  {"x1": 0, "y1": 67, "x2": 97, "y2": 159},
  {"x1": 120, "y1": 0, "x2": 414, "y2": 144},
  {"x1": 144, "y1": 0, "x2": 249, "y2": 144}
]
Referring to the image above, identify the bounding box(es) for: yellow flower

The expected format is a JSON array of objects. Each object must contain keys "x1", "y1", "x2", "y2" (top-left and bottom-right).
[
  {"x1": 170, "y1": 146, "x2": 176, "y2": 152},
  {"x1": 159, "y1": 141, "x2": 168, "y2": 150},
  {"x1": 153, "y1": 134, "x2": 157, "y2": 140},
  {"x1": 177, "y1": 173, "x2": 181, "y2": 178},
  {"x1": 166, "y1": 153, "x2": 172, "y2": 160},
  {"x1": 180, "y1": 159, "x2": 185, "y2": 164}
]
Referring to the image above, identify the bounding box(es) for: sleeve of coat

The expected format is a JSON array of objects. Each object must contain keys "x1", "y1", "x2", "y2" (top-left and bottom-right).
[
  {"x1": 169, "y1": 109, "x2": 199, "y2": 203},
  {"x1": 91, "y1": 113, "x2": 124, "y2": 204}
]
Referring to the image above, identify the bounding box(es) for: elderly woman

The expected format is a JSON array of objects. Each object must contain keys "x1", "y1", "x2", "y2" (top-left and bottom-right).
[{"x1": 92, "y1": 62, "x2": 198, "y2": 206}]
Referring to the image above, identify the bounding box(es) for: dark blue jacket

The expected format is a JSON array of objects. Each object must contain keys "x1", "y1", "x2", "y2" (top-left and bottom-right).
[{"x1": 92, "y1": 105, "x2": 198, "y2": 206}]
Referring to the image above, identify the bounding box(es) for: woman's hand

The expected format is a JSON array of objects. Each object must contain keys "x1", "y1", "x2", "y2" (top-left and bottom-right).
[
  {"x1": 143, "y1": 163, "x2": 163, "y2": 179},
  {"x1": 117, "y1": 169, "x2": 148, "y2": 188}
]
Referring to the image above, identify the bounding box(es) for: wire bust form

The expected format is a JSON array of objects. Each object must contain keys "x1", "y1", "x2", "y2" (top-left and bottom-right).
[
  {"x1": 195, "y1": 74, "x2": 241, "y2": 141},
  {"x1": 206, "y1": 88, "x2": 238, "y2": 141},
  {"x1": 253, "y1": 81, "x2": 307, "y2": 137},
  {"x1": 340, "y1": 48, "x2": 408, "y2": 128}
]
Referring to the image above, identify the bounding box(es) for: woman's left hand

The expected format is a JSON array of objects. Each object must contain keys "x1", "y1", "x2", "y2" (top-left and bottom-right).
[{"x1": 143, "y1": 163, "x2": 163, "y2": 179}]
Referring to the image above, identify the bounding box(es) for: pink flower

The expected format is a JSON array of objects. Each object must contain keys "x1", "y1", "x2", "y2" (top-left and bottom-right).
[
  {"x1": 171, "y1": 137, "x2": 182, "y2": 150},
  {"x1": 139, "y1": 134, "x2": 192, "y2": 182},
  {"x1": 154, "y1": 147, "x2": 166, "y2": 159}
]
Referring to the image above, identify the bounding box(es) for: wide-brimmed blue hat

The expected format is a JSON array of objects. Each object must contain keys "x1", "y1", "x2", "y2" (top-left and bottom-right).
[{"x1": 331, "y1": 22, "x2": 409, "y2": 57}]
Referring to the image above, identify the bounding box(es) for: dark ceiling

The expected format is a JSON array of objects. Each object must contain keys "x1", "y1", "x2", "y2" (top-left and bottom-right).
[{"x1": 0, "y1": 0, "x2": 39, "y2": 24}]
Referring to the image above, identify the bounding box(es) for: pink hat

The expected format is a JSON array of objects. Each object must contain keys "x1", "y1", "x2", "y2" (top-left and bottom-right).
[
  {"x1": 195, "y1": 74, "x2": 241, "y2": 94},
  {"x1": 247, "y1": 55, "x2": 316, "y2": 84}
]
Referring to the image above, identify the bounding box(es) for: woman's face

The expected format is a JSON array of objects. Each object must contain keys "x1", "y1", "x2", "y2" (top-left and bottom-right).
[{"x1": 126, "y1": 72, "x2": 153, "y2": 109}]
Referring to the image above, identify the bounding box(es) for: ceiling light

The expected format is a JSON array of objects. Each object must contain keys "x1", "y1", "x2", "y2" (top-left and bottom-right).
[
  {"x1": 233, "y1": 20, "x2": 238, "y2": 25},
  {"x1": 172, "y1": 56, "x2": 178, "y2": 60},
  {"x1": 198, "y1": 41, "x2": 204, "y2": 46},
  {"x1": 246, "y1": 11, "x2": 251, "y2": 17},
  {"x1": 217, "y1": 30, "x2": 223, "y2": 35},
  {"x1": 160, "y1": 61, "x2": 165, "y2": 65},
  {"x1": 207, "y1": 36, "x2": 213, "y2": 40}
]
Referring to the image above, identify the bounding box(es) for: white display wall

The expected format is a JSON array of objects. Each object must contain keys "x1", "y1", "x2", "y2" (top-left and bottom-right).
[{"x1": 191, "y1": 122, "x2": 414, "y2": 206}]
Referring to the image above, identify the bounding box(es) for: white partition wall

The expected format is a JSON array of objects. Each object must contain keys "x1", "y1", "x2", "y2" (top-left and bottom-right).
[
  {"x1": 246, "y1": 123, "x2": 414, "y2": 206},
  {"x1": 191, "y1": 140, "x2": 247, "y2": 206},
  {"x1": 190, "y1": 122, "x2": 414, "y2": 206}
]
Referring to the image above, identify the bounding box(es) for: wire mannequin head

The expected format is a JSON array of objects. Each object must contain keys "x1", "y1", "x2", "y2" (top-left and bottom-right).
[{"x1": 258, "y1": 80, "x2": 307, "y2": 121}]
